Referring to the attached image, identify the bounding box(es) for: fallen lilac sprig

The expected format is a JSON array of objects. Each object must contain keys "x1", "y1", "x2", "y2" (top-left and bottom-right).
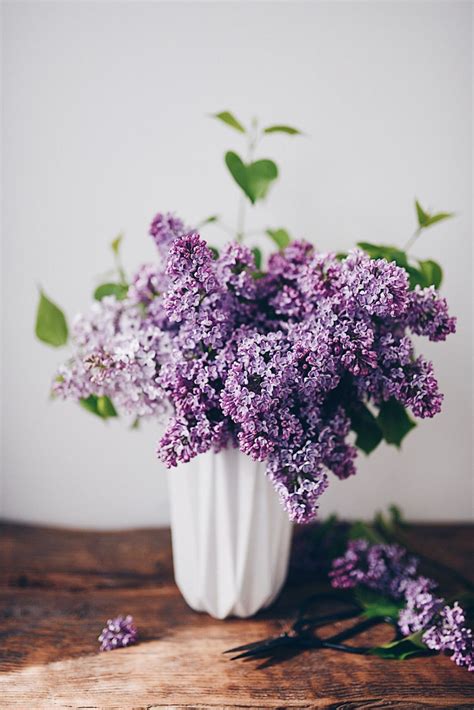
[
  {"x1": 330, "y1": 539, "x2": 473, "y2": 671},
  {"x1": 98, "y1": 614, "x2": 138, "y2": 652}
]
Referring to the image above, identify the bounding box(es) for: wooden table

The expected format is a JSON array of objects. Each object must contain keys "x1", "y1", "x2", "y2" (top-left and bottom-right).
[{"x1": 0, "y1": 522, "x2": 472, "y2": 709}]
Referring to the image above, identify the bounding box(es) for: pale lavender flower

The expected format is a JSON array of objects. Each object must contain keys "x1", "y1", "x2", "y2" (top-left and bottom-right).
[
  {"x1": 423, "y1": 603, "x2": 474, "y2": 672},
  {"x1": 398, "y1": 576, "x2": 443, "y2": 635}
]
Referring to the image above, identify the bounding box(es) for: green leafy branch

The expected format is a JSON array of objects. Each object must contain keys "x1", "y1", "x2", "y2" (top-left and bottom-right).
[{"x1": 212, "y1": 110, "x2": 302, "y2": 248}]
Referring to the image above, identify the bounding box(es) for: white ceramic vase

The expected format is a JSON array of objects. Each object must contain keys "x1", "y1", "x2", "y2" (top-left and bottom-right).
[{"x1": 167, "y1": 447, "x2": 293, "y2": 619}]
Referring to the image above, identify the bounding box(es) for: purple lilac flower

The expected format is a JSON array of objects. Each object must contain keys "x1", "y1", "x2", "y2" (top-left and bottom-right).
[
  {"x1": 398, "y1": 576, "x2": 443, "y2": 635},
  {"x1": 330, "y1": 539, "x2": 473, "y2": 672},
  {"x1": 98, "y1": 615, "x2": 138, "y2": 651},
  {"x1": 329, "y1": 540, "x2": 418, "y2": 597},
  {"x1": 53, "y1": 296, "x2": 168, "y2": 418},
  {"x1": 149, "y1": 212, "x2": 187, "y2": 261},
  {"x1": 423, "y1": 602, "x2": 474, "y2": 672},
  {"x1": 406, "y1": 286, "x2": 456, "y2": 342},
  {"x1": 55, "y1": 223, "x2": 455, "y2": 524},
  {"x1": 129, "y1": 263, "x2": 166, "y2": 305}
]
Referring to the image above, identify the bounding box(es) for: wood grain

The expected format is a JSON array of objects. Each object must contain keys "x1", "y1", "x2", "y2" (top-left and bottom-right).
[{"x1": 0, "y1": 523, "x2": 472, "y2": 709}]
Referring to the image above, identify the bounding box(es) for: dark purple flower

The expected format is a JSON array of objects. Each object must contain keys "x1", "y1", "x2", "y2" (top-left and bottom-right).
[
  {"x1": 406, "y1": 286, "x2": 456, "y2": 342},
  {"x1": 98, "y1": 615, "x2": 138, "y2": 651},
  {"x1": 329, "y1": 540, "x2": 418, "y2": 597}
]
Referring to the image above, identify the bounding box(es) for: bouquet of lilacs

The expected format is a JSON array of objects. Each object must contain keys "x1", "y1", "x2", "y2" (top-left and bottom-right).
[{"x1": 36, "y1": 111, "x2": 456, "y2": 524}]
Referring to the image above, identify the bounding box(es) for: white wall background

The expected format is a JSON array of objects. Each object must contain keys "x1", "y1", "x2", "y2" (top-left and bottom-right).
[{"x1": 1, "y1": 1, "x2": 472, "y2": 528}]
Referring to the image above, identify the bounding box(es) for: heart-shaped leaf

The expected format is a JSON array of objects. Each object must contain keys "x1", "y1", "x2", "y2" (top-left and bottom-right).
[
  {"x1": 225, "y1": 152, "x2": 278, "y2": 204},
  {"x1": 349, "y1": 402, "x2": 383, "y2": 454},
  {"x1": 94, "y1": 283, "x2": 128, "y2": 301},
  {"x1": 225, "y1": 151, "x2": 248, "y2": 197},
  {"x1": 35, "y1": 290, "x2": 68, "y2": 347},
  {"x1": 264, "y1": 124, "x2": 302, "y2": 135},
  {"x1": 246, "y1": 159, "x2": 278, "y2": 203},
  {"x1": 377, "y1": 399, "x2": 416, "y2": 448},
  {"x1": 214, "y1": 111, "x2": 245, "y2": 133},
  {"x1": 266, "y1": 228, "x2": 290, "y2": 250}
]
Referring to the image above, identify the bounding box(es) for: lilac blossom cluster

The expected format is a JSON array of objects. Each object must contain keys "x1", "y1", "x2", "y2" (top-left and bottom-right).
[
  {"x1": 329, "y1": 539, "x2": 418, "y2": 597},
  {"x1": 330, "y1": 540, "x2": 473, "y2": 671},
  {"x1": 53, "y1": 295, "x2": 169, "y2": 418},
  {"x1": 53, "y1": 213, "x2": 456, "y2": 523},
  {"x1": 98, "y1": 615, "x2": 138, "y2": 652},
  {"x1": 52, "y1": 211, "x2": 188, "y2": 418},
  {"x1": 158, "y1": 231, "x2": 455, "y2": 522}
]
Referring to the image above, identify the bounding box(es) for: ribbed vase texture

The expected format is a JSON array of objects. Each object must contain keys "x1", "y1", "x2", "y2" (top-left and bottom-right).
[{"x1": 167, "y1": 447, "x2": 293, "y2": 619}]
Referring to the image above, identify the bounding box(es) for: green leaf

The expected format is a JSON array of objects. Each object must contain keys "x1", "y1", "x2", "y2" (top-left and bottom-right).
[
  {"x1": 357, "y1": 242, "x2": 409, "y2": 270},
  {"x1": 225, "y1": 152, "x2": 278, "y2": 204},
  {"x1": 251, "y1": 247, "x2": 262, "y2": 270},
  {"x1": 388, "y1": 504, "x2": 404, "y2": 527},
  {"x1": 247, "y1": 159, "x2": 278, "y2": 202},
  {"x1": 213, "y1": 111, "x2": 245, "y2": 133},
  {"x1": 415, "y1": 200, "x2": 429, "y2": 227},
  {"x1": 355, "y1": 587, "x2": 404, "y2": 622},
  {"x1": 349, "y1": 403, "x2": 383, "y2": 455},
  {"x1": 349, "y1": 521, "x2": 385, "y2": 544},
  {"x1": 264, "y1": 124, "x2": 302, "y2": 135},
  {"x1": 97, "y1": 395, "x2": 117, "y2": 418},
  {"x1": 424, "y1": 212, "x2": 454, "y2": 227},
  {"x1": 417, "y1": 259, "x2": 443, "y2": 289},
  {"x1": 94, "y1": 283, "x2": 128, "y2": 301},
  {"x1": 405, "y1": 265, "x2": 427, "y2": 290},
  {"x1": 225, "y1": 151, "x2": 249, "y2": 197},
  {"x1": 369, "y1": 630, "x2": 431, "y2": 660},
  {"x1": 35, "y1": 290, "x2": 68, "y2": 347},
  {"x1": 209, "y1": 246, "x2": 219, "y2": 260},
  {"x1": 377, "y1": 399, "x2": 416, "y2": 448},
  {"x1": 266, "y1": 228, "x2": 291, "y2": 250},
  {"x1": 415, "y1": 200, "x2": 454, "y2": 230},
  {"x1": 79, "y1": 395, "x2": 118, "y2": 419},
  {"x1": 111, "y1": 234, "x2": 123, "y2": 257}
]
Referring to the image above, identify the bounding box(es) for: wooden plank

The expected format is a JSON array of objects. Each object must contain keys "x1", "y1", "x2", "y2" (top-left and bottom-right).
[{"x1": 0, "y1": 523, "x2": 472, "y2": 708}]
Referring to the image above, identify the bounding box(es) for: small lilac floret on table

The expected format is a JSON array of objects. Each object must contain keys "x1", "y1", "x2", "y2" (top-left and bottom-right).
[{"x1": 98, "y1": 615, "x2": 138, "y2": 652}]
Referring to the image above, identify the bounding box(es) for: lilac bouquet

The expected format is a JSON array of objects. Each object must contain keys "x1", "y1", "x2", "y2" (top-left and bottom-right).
[{"x1": 36, "y1": 111, "x2": 456, "y2": 524}]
